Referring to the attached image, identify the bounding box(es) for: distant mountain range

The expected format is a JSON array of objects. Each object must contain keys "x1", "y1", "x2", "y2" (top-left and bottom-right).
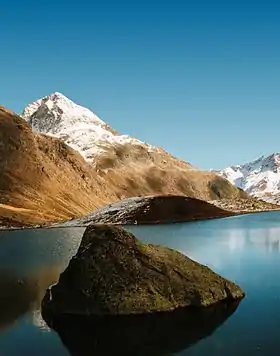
[
  {"x1": 0, "y1": 92, "x2": 254, "y2": 225},
  {"x1": 215, "y1": 153, "x2": 280, "y2": 203}
]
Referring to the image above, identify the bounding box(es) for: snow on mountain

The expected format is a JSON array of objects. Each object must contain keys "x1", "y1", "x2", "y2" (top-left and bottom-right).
[
  {"x1": 21, "y1": 92, "x2": 154, "y2": 161},
  {"x1": 215, "y1": 153, "x2": 280, "y2": 203}
]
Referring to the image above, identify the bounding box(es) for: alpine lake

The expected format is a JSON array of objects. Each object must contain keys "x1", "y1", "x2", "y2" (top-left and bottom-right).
[{"x1": 1, "y1": 211, "x2": 280, "y2": 355}]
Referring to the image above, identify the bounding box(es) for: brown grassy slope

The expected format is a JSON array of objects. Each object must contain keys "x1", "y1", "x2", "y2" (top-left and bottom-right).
[
  {"x1": 92, "y1": 142, "x2": 248, "y2": 201},
  {"x1": 0, "y1": 106, "x2": 249, "y2": 225},
  {"x1": 0, "y1": 106, "x2": 120, "y2": 224},
  {"x1": 94, "y1": 141, "x2": 193, "y2": 171}
]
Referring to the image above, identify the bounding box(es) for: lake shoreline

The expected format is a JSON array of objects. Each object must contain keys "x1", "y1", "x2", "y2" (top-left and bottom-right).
[
  {"x1": 1, "y1": 195, "x2": 280, "y2": 231},
  {"x1": 1, "y1": 205, "x2": 280, "y2": 355},
  {"x1": 1, "y1": 206, "x2": 279, "y2": 232}
]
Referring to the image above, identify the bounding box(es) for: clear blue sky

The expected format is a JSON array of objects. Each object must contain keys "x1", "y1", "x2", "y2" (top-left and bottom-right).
[{"x1": 1, "y1": 0, "x2": 279, "y2": 169}]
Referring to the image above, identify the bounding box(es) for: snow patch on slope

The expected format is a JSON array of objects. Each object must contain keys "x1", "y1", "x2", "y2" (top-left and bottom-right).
[
  {"x1": 216, "y1": 153, "x2": 280, "y2": 203},
  {"x1": 56, "y1": 196, "x2": 150, "y2": 227},
  {"x1": 22, "y1": 92, "x2": 155, "y2": 161}
]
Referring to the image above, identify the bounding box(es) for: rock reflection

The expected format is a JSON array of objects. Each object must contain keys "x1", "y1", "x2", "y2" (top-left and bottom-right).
[
  {"x1": 42, "y1": 301, "x2": 241, "y2": 356},
  {"x1": 0, "y1": 266, "x2": 61, "y2": 331}
]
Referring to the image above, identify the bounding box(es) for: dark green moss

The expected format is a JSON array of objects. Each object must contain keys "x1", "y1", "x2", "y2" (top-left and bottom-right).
[{"x1": 43, "y1": 225, "x2": 245, "y2": 316}]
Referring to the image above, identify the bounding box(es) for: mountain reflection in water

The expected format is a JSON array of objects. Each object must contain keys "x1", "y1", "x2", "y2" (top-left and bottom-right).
[
  {"x1": 42, "y1": 301, "x2": 241, "y2": 356},
  {"x1": 0, "y1": 266, "x2": 61, "y2": 332},
  {"x1": 2, "y1": 212, "x2": 280, "y2": 355}
]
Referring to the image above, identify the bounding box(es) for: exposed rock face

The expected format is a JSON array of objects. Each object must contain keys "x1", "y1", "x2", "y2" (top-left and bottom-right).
[
  {"x1": 21, "y1": 94, "x2": 249, "y2": 204},
  {"x1": 21, "y1": 92, "x2": 191, "y2": 166},
  {"x1": 0, "y1": 103, "x2": 249, "y2": 226},
  {"x1": 42, "y1": 225, "x2": 244, "y2": 316},
  {"x1": 216, "y1": 153, "x2": 280, "y2": 204}
]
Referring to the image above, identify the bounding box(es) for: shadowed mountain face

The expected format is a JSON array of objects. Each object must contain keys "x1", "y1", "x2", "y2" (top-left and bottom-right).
[
  {"x1": 58, "y1": 195, "x2": 236, "y2": 226},
  {"x1": 0, "y1": 101, "x2": 248, "y2": 225},
  {"x1": 42, "y1": 301, "x2": 241, "y2": 356}
]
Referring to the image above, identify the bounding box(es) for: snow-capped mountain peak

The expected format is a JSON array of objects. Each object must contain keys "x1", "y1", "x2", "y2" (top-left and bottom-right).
[
  {"x1": 22, "y1": 92, "x2": 67, "y2": 118},
  {"x1": 22, "y1": 92, "x2": 108, "y2": 133},
  {"x1": 21, "y1": 93, "x2": 152, "y2": 161},
  {"x1": 216, "y1": 153, "x2": 280, "y2": 203}
]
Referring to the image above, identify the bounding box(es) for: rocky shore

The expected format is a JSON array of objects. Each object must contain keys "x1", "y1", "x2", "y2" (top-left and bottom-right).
[
  {"x1": 56, "y1": 195, "x2": 236, "y2": 227},
  {"x1": 1, "y1": 195, "x2": 279, "y2": 230},
  {"x1": 210, "y1": 197, "x2": 280, "y2": 213},
  {"x1": 56, "y1": 195, "x2": 280, "y2": 227}
]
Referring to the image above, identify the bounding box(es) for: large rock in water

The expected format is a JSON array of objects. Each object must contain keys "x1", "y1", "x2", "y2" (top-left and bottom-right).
[{"x1": 43, "y1": 225, "x2": 244, "y2": 316}]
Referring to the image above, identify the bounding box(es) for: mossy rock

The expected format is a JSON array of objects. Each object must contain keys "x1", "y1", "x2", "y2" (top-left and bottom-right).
[{"x1": 42, "y1": 225, "x2": 244, "y2": 316}]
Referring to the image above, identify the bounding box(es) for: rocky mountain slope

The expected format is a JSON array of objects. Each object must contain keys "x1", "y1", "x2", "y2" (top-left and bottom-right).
[
  {"x1": 22, "y1": 92, "x2": 146, "y2": 162},
  {"x1": 216, "y1": 153, "x2": 280, "y2": 204},
  {"x1": 21, "y1": 93, "x2": 248, "y2": 199},
  {"x1": 22, "y1": 92, "x2": 198, "y2": 172},
  {"x1": 0, "y1": 94, "x2": 251, "y2": 225}
]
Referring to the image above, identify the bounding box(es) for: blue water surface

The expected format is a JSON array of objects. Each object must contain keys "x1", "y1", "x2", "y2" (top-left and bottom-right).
[{"x1": 1, "y1": 211, "x2": 280, "y2": 355}]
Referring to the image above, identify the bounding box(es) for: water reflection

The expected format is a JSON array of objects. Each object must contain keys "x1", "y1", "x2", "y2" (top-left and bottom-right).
[
  {"x1": 0, "y1": 266, "x2": 60, "y2": 332},
  {"x1": 0, "y1": 227, "x2": 87, "y2": 356},
  {"x1": 1, "y1": 212, "x2": 280, "y2": 355},
  {"x1": 248, "y1": 227, "x2": 280, "y2": 253},
  {"x1": 133, "y1": 220, "x2": 280, "y2": 254},
  {"x1": 0, "y1": 271, "x2": 35, "y2": 332},
  {"x1": 0, "y1": 227, "x2": 85, "y2": 274},
  {"x1": 43, "y1": 301, "x2": 241, "y2": 356}
]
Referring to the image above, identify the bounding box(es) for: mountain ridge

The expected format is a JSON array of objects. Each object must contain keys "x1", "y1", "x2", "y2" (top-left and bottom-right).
[
  {"x1": 216, "y1": 153, "x2": 280, "y2": 203},
  {"x1": 21, "y1": 93, "x2": 248, "y2": 202},
  {"x1": 0, "y1": 94, "x2": 261, "y2": 226},
  {"x1": 22, "y1": 92, "x2": 155, "y2": 162}
]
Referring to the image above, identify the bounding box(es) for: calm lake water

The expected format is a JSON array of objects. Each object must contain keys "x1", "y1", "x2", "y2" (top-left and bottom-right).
[{"x1": 1, "y1": 211, "x2": 280, "y2": 355}]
